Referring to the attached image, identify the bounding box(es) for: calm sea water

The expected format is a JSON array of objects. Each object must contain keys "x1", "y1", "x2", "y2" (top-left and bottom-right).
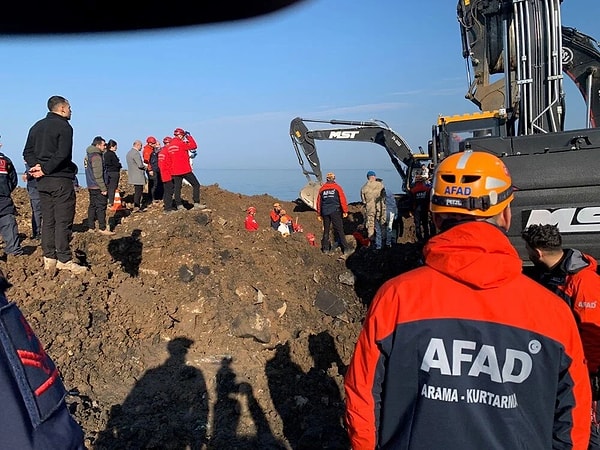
[
  {"x1": 194, "y1": 168, "x2": 405, "y2": 204},
  {"x1": 20, "y1": 167, "x2": 405, "y2": 205}
]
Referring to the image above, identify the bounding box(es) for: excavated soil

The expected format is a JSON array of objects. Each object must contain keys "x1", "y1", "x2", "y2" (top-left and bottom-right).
[{"x1": 5, "y1": 177, "x2": 422, "y2": 450}]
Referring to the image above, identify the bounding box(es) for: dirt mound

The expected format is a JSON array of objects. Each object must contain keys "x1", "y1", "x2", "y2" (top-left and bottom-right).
[{"x1": 6, "y1": 179, "x2": 421, "y2": 449}]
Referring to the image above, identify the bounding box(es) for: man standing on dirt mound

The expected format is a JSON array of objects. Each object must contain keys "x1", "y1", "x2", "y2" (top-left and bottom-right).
[
  {"x1": 316, "y1": 172, "x2": 350, "y2": 259},
  {"x1": 360, "y1": 170, "x2": 385, "y2": 249},
  {"x1": 23, "y1": 95, "x2": 87, "y2": 274},
  {"x1": 168, "y1": 127, "x2": 206, "y2": 211},
  {"x1": 344, "y1": 150, "x2": 592, "y2": 449}
]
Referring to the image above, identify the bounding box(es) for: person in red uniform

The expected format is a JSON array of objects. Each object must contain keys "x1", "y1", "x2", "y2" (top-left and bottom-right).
[
  {"x1": 244, "y1": 206, "x2": 258, "y2": 231},
  {"x1": 316, "y1": 172, "x2": 349, "y2": 258},
  {"x1": 142, "y1": 136, "x2": 161, "y2": 204},
  {"x1": 409, "y1": 174, "x2": 433, "y2": 242},
  {"x1": 167, "y1": 128, "x2": 205, "y2": 210},
  {"x1": 270, "y1": 202, "x2": 282, "y2": 230},
  {"x1": 158, "y1": 136, "x2": 175, "y2": 214},
  {"x1": 522, "y1": 223, "x2": 600, "y2": 449},
  {"x1": 344, "y1": 150, "x2": 591, "y2": 450}
]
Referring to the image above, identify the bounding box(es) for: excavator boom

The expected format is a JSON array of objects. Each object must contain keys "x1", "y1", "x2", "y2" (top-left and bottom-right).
[{"x1": 290, "y1": 117, "x2": 425, "y2": 209}]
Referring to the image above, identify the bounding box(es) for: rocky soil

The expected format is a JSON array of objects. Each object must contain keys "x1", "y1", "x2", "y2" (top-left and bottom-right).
[{"x1": 5, "y1": 177, "x2": 422, "y2": 449}]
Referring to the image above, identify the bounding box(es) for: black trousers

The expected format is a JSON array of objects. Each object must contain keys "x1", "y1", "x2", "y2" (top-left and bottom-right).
[
  {"x1": 163, "y1": 180, "x2": 175, "y2": 211},
  {"x1": 148, "y1": 170, "x2": 164, "y2": 202},
  {"x1": 106, "y1": 171, "x2": 120, "y2": 206},
  {"x1": 87, "y1": 189, "x2": 108, "y2": 230},
  {"x1": 172, "y1": 172, "x2": 200, "y2": 206},
  {"x1": 37, "y1": 176, "x2": 76, "y2": 263},
  {"x1": 321, "y1": 212, "x2": 347, "y2": 253},
  {"x1": 132, "y1": 185, "x2": 144, "y2": 208}
]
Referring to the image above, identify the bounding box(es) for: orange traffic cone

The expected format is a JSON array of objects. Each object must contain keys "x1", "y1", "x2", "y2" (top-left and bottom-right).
[{"x1": 111, "y1": 190, "x2": 124, "y2": 211}]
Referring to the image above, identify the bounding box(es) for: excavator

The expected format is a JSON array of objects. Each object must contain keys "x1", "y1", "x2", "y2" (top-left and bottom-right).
[
  {"x1": 429, "y1": 0, "x2": 600, "y2": 260},
  {"x1": 289, "y1": 117, "x2": 433, "y2": 210}
]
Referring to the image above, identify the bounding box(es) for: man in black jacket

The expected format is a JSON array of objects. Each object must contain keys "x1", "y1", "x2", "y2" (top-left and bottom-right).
[{"x1": 23, "y1": 96, "x2": 86, "y2": 274}]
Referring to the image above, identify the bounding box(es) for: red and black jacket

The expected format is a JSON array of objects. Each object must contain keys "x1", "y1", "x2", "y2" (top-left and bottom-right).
[{"x1": 345, "y1": 221, "x2": 591, "y2": 449}]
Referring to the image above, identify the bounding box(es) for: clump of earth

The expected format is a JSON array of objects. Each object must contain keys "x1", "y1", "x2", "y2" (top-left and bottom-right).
[{"x1": 6, "y1": 176, "x2": 421, "y2": 449}]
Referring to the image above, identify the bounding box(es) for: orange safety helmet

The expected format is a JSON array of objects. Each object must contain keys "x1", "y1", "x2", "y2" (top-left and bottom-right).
[
  {"x1": 430, "y1": 150, "x2": 513, "y2": 217},
  {"x1": 246, "y1": 206, "x2": 256, "y2": 214},
  {"x1": 146, "y1": 136, "x2": 157, "y2": 144}
]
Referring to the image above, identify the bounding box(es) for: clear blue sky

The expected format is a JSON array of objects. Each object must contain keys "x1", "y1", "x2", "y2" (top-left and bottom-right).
[{"x1": 0, "y1": 0, "x2": 596, "y2": 175}]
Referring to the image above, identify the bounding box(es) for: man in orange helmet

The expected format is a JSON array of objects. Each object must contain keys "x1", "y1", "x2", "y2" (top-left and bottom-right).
[{"x1": 345, "y1": 151, "x2": 591, "y2": 449}]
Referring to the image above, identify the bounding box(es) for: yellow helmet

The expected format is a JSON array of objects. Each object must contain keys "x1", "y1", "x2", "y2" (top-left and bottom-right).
[{"x1": 430, "y1": 150, "x2": 513, "y2": 217}]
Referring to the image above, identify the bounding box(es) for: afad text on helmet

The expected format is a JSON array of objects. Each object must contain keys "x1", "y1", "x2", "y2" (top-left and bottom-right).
[{"x1": 445, "y1": 186, "x2": 472, "y2": 196}]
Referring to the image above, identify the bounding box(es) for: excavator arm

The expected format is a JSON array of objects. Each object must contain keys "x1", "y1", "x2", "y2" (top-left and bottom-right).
[
  {"x1": 290, "y1": 117, "x2": 423, "y2": 209},
  {"x1": 458, "y1": 0, "x2": 600, "y2": 133},
  {"x1": 562, "y1": 27, "x2": 600, "y2": 128},
  {"x1": 458, "y1": 0, "x2": 566, "y2": 135}
]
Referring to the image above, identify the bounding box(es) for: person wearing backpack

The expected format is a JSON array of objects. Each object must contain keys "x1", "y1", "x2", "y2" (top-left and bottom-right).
[{"x1": 84, "y1": 136, "x2": 114, "y2": 235}]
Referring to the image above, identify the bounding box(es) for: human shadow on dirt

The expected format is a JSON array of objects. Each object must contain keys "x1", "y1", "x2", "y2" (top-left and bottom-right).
[
  {"x1": 107, "y1": 229, "x2": 143, "y2": 276},
  {"x1": 211, "y1": 357, "x2": 285, "y2": 449},
  {"x1": 265, "y1": 332, "x2": 349, "y2": 450},
  {"x1": 345, "y1": 243, "x2": 424, "y2": 307},
  {"x1": 94, "y1": 337, "x2": 208, "y2": 450}
]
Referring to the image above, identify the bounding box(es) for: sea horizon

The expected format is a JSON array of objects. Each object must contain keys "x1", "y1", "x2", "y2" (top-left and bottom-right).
[{"x1": 18, "y1": 167, "x2": 406, "y2": 205}]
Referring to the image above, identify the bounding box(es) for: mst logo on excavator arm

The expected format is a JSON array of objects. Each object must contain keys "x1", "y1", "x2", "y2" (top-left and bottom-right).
[
  {"x1": 524, "y1": 207, "x2": 600, "y2": 233},
  {"x1": 328, "y1": 130, "x2": 359, "y2": 139}
]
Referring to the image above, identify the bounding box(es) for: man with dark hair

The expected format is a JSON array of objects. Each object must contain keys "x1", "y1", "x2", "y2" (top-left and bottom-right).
[
  {"x1": 345, "y1": 151, "x2": 591, "y2": 449},
  {"x1": 23, "y1": 95, "x2": 86, "y2": 274},
  {"x1": 522, "y1": 223, "x2": 600, "y2": 449},
  {"x1": 0, "y1": 269, "x2": 85, "y2": 449},
  {"x1": 84, "y1": 136, "x2": 114, "y2": 235}
]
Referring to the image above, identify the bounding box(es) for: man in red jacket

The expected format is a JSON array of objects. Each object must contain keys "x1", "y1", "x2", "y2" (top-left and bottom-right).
[
  {"x1": 345, "y1": 150, "x2": 591, "y2": 449},
  {"x1": 522, "y1": 223, "x2": 600, "y2": 449},
  {"x1": 316, "y1": 172, "x2": 350, "y2": 258},
  {"x1": 167, "y1": 128, "x2": 205, "y2": 211},
  {"x1": 158, "y1": 137, "x2": 175, "y2": 214}
]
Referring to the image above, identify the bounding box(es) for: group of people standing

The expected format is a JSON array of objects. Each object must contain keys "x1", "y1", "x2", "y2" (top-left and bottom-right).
[{"x1": 14, "y1": 95, "x2": 209, "y2": 275}]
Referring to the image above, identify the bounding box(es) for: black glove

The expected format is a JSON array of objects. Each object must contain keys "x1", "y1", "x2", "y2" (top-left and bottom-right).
[{"x1": 184, "y1": 131, "x2": 190, "y2": 136}]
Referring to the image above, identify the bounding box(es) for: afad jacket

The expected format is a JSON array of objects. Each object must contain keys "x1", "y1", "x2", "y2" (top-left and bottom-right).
[
  {"x1": 538, "y1": 249, "x2": 600, "y2": 374},
  {"x1": 167, "y1": 135, "x2": 197, "y2": 176},
  {"x1": 316, "y1": 181, "x2": 348, "y2": 217},
  {"x1": 345, "y1": 221, "x2": 591, "y2": 450}
]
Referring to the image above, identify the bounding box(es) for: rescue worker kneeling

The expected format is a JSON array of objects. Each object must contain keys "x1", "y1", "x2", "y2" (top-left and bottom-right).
[{"x1": 344, "y1": 150, "x2": 591, "y2": 449}]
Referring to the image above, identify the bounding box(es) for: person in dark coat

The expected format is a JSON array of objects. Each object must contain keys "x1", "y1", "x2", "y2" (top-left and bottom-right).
[
  {"x1": 103, "y1": 139, "x2": 122, "y2": 208},
  {"x1": 0, "y1": 145, "x2": 23, "y2": 256},
  {"x1": 22, "y1": 95, "x2": 86, "y2": 274}
]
